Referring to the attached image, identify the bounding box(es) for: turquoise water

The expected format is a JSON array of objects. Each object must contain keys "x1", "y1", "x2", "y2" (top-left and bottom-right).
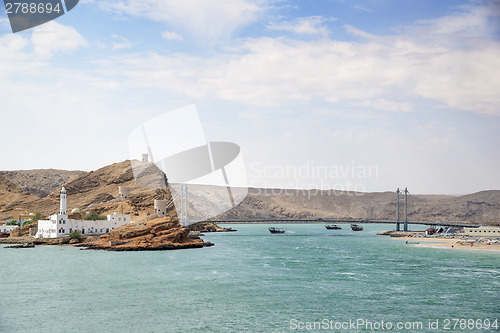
[{"x1": 1, "y1": 224, "x2": 498, "y2": 332}]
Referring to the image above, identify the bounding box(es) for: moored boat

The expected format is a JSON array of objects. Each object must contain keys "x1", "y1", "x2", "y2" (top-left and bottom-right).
[
  {"x1": 350, "y1": 224, "x2": 363, "y2": 231},
  {"x1": 325, "y1": 224, "x2": 342, "y2": 230},
  {"x1": 269, "y1": 227, "x2": 286, "y2": 234}
]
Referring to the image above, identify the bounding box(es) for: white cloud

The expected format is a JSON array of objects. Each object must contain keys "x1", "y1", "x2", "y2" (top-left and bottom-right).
[
  {"x1": 162, "y1": 30, "x2": 184, "y2": 41},
  {"x1": 267, "y1": 16, "x2": 332, "y2": 36},
  {"x1": 1, "y1": 1, "x2": 498, "y2": 195},
  {"x1": 343, "y1": 25, "x2": 376, "y2": 39},
  {"x1": 0, "y1": 34, "x2": 32, "y2": 77},
  {"x1": 111, "y1": 34, "x2": 136, "y2": 50},
  {"x1": 415, "y1": 4, "x2": 498, "y2": 37},
  {"x1": 0, "y1": 34, "x2": 28, "y2": 56},
  {"x1": 97, "y1": 3, "x2": 500, "y2": 116},
  {"x1": 99, "y1": 0, "x2": 272, "y2": 45},
  {"x1": 354, "y1": 99, "x2": 413, "y2": 112},
  {"x1": 108, "y1": 34, "x2": 499, "y2": 115},
  {"x1": 353, "y1": 5, "x2": 372, "y2": 13},
  {"x1": 32, "y1": 21, "x2": 88, "y2": 58}
]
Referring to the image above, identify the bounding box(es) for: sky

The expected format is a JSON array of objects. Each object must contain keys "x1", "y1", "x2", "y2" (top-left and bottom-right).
[{"x1": 0, "y1": 0, "x2": 499, "y2": 195}]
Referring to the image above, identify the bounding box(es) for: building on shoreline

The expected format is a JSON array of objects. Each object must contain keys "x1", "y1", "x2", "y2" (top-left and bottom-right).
[
  {"x1": 0, "y1": 224, "x2": 19, "y2": 234},
  {"x1": 36, "y1": 186, "x2": 131, "y2": 238},
  {"x1": 463, "y1": 226, "x2": 500, "y2": 237}
]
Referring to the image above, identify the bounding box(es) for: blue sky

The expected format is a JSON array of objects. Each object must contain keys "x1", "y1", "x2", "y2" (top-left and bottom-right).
[{"x1": 0, "y1": 0, "x2": 499, "y2": 194}]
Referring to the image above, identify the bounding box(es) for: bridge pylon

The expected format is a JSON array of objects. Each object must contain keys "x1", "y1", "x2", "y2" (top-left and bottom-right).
[
  {"x1": 396, "y1": 188, "x2": 400, "y2": 231},
  {"x1": 179, "y1": 185, "x2": 188, "y2": 226},
  {"x1": 395, "y1": 187, "x2": 409, "y2": 231},
  {"x1": 404, "y1": 187, "x2": 408, "y2": 231}
]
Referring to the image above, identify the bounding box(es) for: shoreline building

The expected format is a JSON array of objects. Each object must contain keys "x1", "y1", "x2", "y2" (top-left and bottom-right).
[
  {"x1": 36, "y1": 186, "x2": 131, "y2": 238},
  {"x1": 463, "y1": 226, "x2": 500, "y2": 237},
  {"x1": 0, "y1": 224, "x2": 19, "y2": 234}
]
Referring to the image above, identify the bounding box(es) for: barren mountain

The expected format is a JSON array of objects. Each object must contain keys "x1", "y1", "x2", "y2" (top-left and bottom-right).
[
  {"x1": 0, "y1": 161, "x2": 498, "y2": 224},
  {"x1": 0, "y1": 160, "x2": 175, "y2": 221},
  {"x1": 0, "y1": 169, "x2": 83, "y2": 198},
  {"x1": 0, "y1": 175, "x2": 40, "y2": 214},
  {"x1": 214, "y1": 188, "x2": 500, "y2": 224}
]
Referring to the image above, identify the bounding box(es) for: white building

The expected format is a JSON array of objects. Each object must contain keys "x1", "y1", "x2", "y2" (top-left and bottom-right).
[
  {"x1": 0, "y1": 224, "x2": 19, "y2": 233},
  {"x1": 463, "y1": 226, "x2": 500, "y2": 237},
  {"x1": 36, "y1": 186, "x2": 131, "y2": 238}
]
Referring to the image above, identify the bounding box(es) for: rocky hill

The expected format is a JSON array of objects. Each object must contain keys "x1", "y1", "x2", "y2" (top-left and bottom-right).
[
  {"x1": 0, "y1": 161, "x2": 498, "y2": 224},
  {"x1": 0, "y1": 160, "x2": 175, "y2": 221},
  {"x1": 0, "y1": 175, "x2": 40, "y2": 215},
  {"x1": 0, "y1": 169, "x2": 82, "y2": 198}
]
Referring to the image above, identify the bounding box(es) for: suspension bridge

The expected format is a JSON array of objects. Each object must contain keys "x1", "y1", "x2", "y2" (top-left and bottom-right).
[
  {"x1": 205, "y1": 218, "x2": 478, "y2": 228},
  {"x1": 173, "y1": 186, "x2": 480, "y2": 229}
]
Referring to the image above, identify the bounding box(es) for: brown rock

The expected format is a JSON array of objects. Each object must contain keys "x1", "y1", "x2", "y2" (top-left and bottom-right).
[
  {"x1": 83, "y1": 217, "x2": 213, "y2": 251},
  {"x1": 189, "y1": 221, "x2": 229, "y2": 232}
]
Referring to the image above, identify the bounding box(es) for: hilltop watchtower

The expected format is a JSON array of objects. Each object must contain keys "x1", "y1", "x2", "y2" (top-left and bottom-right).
[
  {"x1": 119, "y1": 186, "x2": 130, "y2": 201},
  {"x1": 154, "y1": 200, "x2": 167, "y2": 217}
]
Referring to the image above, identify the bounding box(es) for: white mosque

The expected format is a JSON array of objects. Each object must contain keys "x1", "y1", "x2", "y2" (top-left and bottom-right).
[{"x1": 36, "y1": 186, "x2": 131, "y2": 238}]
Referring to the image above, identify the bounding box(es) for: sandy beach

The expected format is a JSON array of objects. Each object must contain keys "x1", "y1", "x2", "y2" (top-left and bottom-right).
[{"x1": 400, "y1": 236, "x2": 500, "y2": 251}]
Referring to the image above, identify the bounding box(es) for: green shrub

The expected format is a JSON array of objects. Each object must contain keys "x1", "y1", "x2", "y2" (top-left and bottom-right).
[
  {"x1": 31, "y1": 211, "x2": 44, "y2": 222},
  {"x1": 69, "y1": 230, "x2": 82, "y2": 241},
  {"x1": 6, "y1": 220, "x2": 19, "y2": 226}
]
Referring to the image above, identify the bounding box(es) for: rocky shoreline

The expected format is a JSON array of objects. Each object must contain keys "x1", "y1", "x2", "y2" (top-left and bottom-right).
[
  {"x1": 5, "y1": 242, "x2": 35, "y2": 248},
  {"x1": 189, "y1": 221, "x2": 236, "y2": 233},
  {"x1": 1, "y1": 217, "x2": 214, "y2": 251},
  {"x1": 377, "y1": 230, "x2": 426, "y2": 237},
  {"x1": 378, "y1": 230, "x2": 500, "y2": 251},
  {"x1": 0, "y1": 235, "x2": 100, "y2": 245},
  {"x1": 80, "y1": 242, "x2": 210, "y2": 251}
]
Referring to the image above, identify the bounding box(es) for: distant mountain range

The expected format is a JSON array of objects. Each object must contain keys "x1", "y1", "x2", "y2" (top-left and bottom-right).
[
  {"x1": 216, "y1": 188, "x2": 500, "y2": 224},
  {"x1": 0, "y1": 161, "x2": 498, "y2": 224}
]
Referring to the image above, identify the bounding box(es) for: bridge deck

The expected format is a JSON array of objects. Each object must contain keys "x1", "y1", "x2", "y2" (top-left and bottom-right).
[{"x1": 205, "y1": 218, "x2": 480, "y2": 228}]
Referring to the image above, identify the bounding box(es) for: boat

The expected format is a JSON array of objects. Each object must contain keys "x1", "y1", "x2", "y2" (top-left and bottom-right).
[
  {"x1": 325, "y1": 224, "x2": 342, "y2": 230},
  {"x1": 350, "y1": 224, "x2": 363, "y2": 231},
  {"x1": 269, "y1": 227, "x2": 286, "y2": 234}
]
